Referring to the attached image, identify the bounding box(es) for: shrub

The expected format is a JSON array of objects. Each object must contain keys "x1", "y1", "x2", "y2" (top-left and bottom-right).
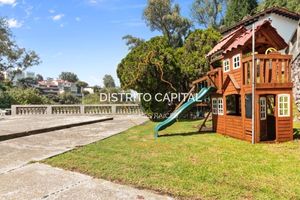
[
  {"x1": 58, "y1": 92, "x2": 80, "y2": 104},
  {"x1": 0, "y1": 88, "x2": 52, "y2": 108}
]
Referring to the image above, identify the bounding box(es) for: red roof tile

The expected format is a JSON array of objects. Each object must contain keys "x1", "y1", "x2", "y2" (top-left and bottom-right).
[
  {"x1": 224, "y1": 20, "x2": 287, "y2": 53},
  {"x1": 207, "y1": 26, "x2": 246, "y2": 57}
]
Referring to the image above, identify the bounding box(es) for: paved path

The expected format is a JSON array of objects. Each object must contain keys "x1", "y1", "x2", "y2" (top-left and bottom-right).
[
  {"x1": 0, "y1": 116, "x2": 112, "y2": 139},
  {"x1": 0, "y1": 116, "x2": 172, "y2": 199},
  {"x1": 0, "y1": 163, "x2": 171, "y2": 200}
]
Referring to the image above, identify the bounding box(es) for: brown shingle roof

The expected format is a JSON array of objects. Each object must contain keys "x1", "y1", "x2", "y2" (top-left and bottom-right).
[{"x1": 221, "y1": 7, "x2": 300, "y2": 35}]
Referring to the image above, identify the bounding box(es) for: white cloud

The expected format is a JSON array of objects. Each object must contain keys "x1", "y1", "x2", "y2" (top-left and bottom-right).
[
  {"x1": 24, "y1": 5, "x2": 33, "y2": 17},
  {"x1": 51, "y1": 14, "x2": 64, "y2": 21},
  {"x1": 7, "y1": 18, "x2": 23, "y2": 28},
  {"x1": 89, "y1": 0, "x2": 98, "y2": 4},
  {"x1": 75, "y1": 17, "x2": 81, "y2": 22},
  {"x1": 0, "y1": 0, "x2": 16, "y2": 6}
]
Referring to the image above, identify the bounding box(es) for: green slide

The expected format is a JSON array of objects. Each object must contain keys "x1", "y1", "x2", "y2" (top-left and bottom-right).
[{"x1": 154, "y1": 87, "x2": 216, "y2": 138}]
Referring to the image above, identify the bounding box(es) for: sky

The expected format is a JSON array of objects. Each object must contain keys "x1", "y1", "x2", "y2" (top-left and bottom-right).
[{"x1": 0, "y1": 0, "x2": 194, "y2": 86}]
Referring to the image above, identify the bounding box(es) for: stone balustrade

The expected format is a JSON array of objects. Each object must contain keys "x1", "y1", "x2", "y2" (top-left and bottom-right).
[{"x1": 11, "y1": 104, "x2": 143, "y2": 116}]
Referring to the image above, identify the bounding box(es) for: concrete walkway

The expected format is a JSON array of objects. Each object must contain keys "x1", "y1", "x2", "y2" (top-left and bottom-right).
[
  {"x1": 0, "y1": 163, "x2": 171, "y2": 200},
  {"x1": 0, "y1": 115, "x2": 172, "y2": 199},
  {"x1": 0, "y1": 116, "x2": 113, "y2": 141}
]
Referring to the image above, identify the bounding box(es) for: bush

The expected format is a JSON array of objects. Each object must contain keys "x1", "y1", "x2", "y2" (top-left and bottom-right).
[
  {"x1": 82, "y1": 93, "x2": 100, "y2": 104},
  {"x1": 0, "y1": 91, "x2": 13, "y2": 108},
  {"x1": 58, "y1": 93, "x2": 80, "y2": 104},
  {"x1": 0, "y1": 88, "x2": 52, "y2": 108}
]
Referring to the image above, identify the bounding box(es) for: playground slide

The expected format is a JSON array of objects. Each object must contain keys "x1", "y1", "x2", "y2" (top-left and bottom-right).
[{"x1": 154, "y1": 86, "x2": 216, "y2": 138}]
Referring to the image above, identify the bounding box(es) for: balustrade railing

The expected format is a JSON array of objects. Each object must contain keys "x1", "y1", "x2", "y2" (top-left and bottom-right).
[
  {"x1": 11, "y1": 104, "x2": 143, "y2": 116},
  {"x1": 242, "y1": 53, "x2": 292, "y2": 86}
]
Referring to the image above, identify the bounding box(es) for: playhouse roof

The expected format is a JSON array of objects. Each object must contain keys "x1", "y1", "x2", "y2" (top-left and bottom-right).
[
  {"x1": 222, "y1": 74, "x2": 241, "y2": 91},
  {"x1": 207, "y1": 26, "x2": 246, "y2": 57},
  {"x1": 224, "y1": 20, "x2": 287, "y2": 54},
  {"x1": 207, "y1": 20, "x2": 288, "y2": 60}
]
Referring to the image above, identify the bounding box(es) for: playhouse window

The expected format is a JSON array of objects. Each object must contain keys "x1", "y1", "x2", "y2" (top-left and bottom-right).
[
  {"x1": 212, "y1": 98, "x2": 218, "y2": 114},
  {"x1": 245, "y1": 94, "x2": 252, "y2": 118},
  {"x1": 218, "y1": 98, "x2": 224, "y2": 115},
  {"x1": 226, "y1": 94, "x2": 241, "y2": 116},
  {"x1": 278, "y1": 94, "x2": 290, "y2": 117},
  {"x1": 223, "y1": 59, "x2": 230, "y2": 72},
  {"x1": 233, "y1": 54, "x2": 241, "y2": 69},
  {"x1": 260, "y1": 97, "x2": 267, "y2": 120}
]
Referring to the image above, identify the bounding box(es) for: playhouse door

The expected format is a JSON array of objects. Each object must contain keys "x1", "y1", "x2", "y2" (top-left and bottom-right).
[
  {"x1": 260, "y1": 95, "x2": 276, "y2": 141},
  {"x1": 259, "y1": 97, "x2": 268, "y2": 141}
]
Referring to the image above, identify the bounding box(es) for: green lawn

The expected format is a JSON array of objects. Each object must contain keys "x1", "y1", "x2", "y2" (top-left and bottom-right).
[
  {"x1": 294, "y1": 121, "x2": 300, "y2": 129},
  {"x1": 45, "y1": 120, "x2": 300, "y2": 200}
]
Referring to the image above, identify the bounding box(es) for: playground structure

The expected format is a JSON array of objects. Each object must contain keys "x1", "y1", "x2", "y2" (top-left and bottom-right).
[{"x1": 155, "y1": 20, "x2": 294, "y2": 143}]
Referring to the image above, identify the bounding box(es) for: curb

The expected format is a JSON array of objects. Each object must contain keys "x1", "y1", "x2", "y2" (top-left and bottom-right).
[{"x1": 0, "y1": 117, "x2": 114, "y2": 142}]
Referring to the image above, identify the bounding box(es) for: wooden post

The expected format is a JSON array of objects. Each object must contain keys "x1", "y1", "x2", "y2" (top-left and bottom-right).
[{"x1": 252, "y1": 23, "x2": 256, "y2": 145}]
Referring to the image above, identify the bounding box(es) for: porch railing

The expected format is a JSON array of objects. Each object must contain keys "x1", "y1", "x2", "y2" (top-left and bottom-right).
[
  {"x1": 242, "y1": 53, "x2": 292, "y2": 85},
  {"x1": 11, "y1": 104, "x2": 143, "y2": 116}
]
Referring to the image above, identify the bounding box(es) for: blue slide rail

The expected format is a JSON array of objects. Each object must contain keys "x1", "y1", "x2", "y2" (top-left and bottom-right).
[{"x1": 154, "y1": 86, "x2": 216, "y2": 138}]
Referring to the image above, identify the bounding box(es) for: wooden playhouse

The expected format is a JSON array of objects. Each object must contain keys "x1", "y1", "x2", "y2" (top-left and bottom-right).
[{"x1": 195, "y1": 20, "x2": 293, "y2": 143}]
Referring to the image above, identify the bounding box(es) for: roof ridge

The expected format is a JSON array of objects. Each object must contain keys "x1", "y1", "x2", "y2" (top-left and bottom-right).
[{"x1": 221, "y1": 6, "x2": 300, "y2": 35}]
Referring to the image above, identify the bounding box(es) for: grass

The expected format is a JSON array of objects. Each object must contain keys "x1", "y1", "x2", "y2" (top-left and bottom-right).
[{"x1": 44, "y1": 120, "x2": 300, "y2": 200}]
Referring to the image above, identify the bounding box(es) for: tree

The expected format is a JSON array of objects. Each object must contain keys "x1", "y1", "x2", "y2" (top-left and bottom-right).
[
  {"x1": 122, "y1": 35, "x2": 145, "y2": 50},
  {"x1": 3, "y1": 88, "x2": 51, "y2": 106},
  {"x1": 93, "y1": 85, "x2": 101, "y2": 93},
  {"x1": 258, "y1": 0, "x2": 300, "y2": 13},
  {"x1": 58, "y1": 92, "x2": 80, "y2": 104},
  {"x1": 82, "y1": 93, "x2": 100, "y2": 104},
  {"x1": 75, "y1": 81, "x2": 88, "y2": 89},
  {"x1": 17, "y1": 77, "x2": 37, "y2": 88},
  {"x1": 143, "y1": 0, "x2": 192, "y2": 47},
  {"x1": 36, "y1": 74, "x2": 44, "y2": 82},
  {"x1": 0, "y1": 18, "x2": 41, "y2": 79},
  {"x1": 191, "y1": 0, "x2": 226, "y2": 29},
  {"x1": 76, "y1": 80, "x2": 89, "y2": 94},
  {"x1": 223, "y1": 0, "x2": 258, "y2": 27},
  {"x1": 177, "y1": 28, "x2": 221, "y2": 84},
  {"x1": 117, "y1": 36, "x2": 182, "y2": 119},
  {"x1": 103, "y1": 74, "x2": 116, "y2": 88},
  {"x1": 59, "y1": 72, "x2": 79, "y2": 82},
  {"x1": 117, "y1": 29, "x2": 221, "y2": 120}
]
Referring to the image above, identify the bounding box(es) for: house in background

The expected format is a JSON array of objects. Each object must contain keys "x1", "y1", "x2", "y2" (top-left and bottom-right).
[
  {"x1": 83, "y1": 87, "x2": 95, "y2": 94},
  {"x1": 221, "y1": 7, "x2": 300, "y2": 43},
  {"x1": 221, "y1": 7, "x2": 300, "y2": 109},
  {"x1": 37, "y1": 79, "x2": 78, "y2": 95},
  {"x1": 287, "y1": 21, "x2": 300, "y2": 108}
]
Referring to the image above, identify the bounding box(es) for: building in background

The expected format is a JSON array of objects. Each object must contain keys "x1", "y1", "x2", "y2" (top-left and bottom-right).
[
  {"x1": 287, "y1": 21, "x2": 300, "y2": 107},
  {"x1": 37, "y1": 79, "x2": 78, "y2": 95},
  {"x1": 83, "y1": 87, "x2": 95, "y2": 94}
]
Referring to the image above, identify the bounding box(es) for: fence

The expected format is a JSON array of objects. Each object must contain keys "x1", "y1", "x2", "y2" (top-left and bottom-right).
[{"x1": 11, "y1": 104, "x2": 143, "y2": 116}]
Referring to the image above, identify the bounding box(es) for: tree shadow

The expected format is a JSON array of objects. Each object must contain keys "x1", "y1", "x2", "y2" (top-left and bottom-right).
[
  {"x1": 159, "y1": 130, "x2": 215, "y2": 138},
  {"x1": 293, "y1": 128, "x2": 300, "y2": 140}
]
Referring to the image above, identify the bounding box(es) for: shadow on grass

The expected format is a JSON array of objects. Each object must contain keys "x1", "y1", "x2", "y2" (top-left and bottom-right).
[
  {"x1": 294, "y1": 128, "x2": 300, "y2": 140},
  {"x1": 159, "y1": 131, "x2": 215, "y2": 138}
]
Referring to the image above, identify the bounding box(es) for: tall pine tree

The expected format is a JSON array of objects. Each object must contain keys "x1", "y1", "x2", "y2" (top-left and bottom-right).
[
  {"x1": 258, "y1": 0, "x2": 300, "y2": 13},
  {"x1": 223, "y1": 0, "x2": 258, "y2": 28}
]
